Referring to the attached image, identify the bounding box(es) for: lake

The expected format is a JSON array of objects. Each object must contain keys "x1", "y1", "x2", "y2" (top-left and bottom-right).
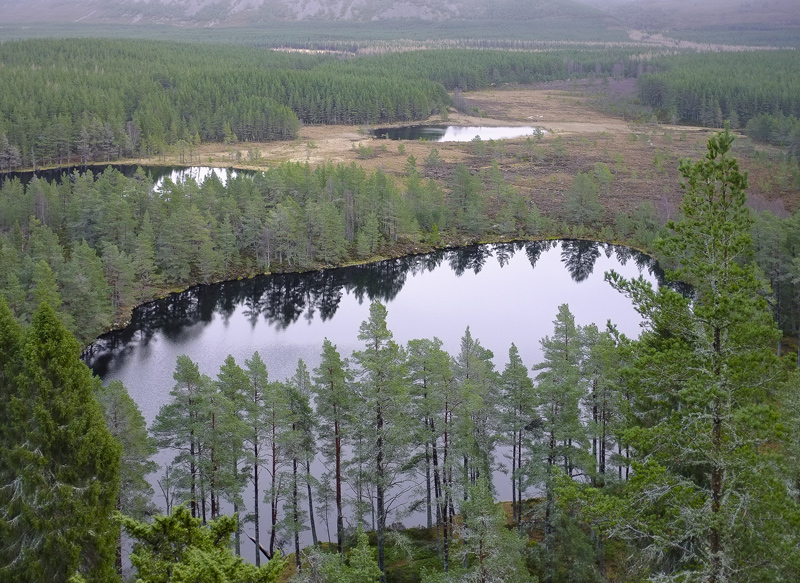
[
  {"x1": 370, "y1": 125, "x2": 543, "y2": 142},
  {"x1": 86, "y1": 239, "x2": 660, "y2": 560}
]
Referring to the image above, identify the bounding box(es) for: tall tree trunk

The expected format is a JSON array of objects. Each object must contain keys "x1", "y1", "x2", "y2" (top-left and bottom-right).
[
  {"x1": 254, "y1": 441, "x2": 261, "y2": 567},
  {"x1": 190, "y1": 427, "x2": 197, "y2": 518},
  {"x1": 376, "y1": 402, "x2": 386, "y2": 583},
  {"x1": 425, "y1": 440, "x2": 432, "y2": 529},
  {"x1": 334, "y1": 414, "x2": 343, "y2": 554},
  {"x1": 430, "y1": 419, "x2": 442, "y2": 557},
  {"x1": 462, "y1": 455, "x2": 469, "y2": 569},
  {"x1": 516, "y1": 425, "x2": 523, "y2": 531},
  {"x1": 269, "y1": 430, "x2": 278, "y2": 556},
  {"x1": 305, "y1": 459, "x2": 318, "y2": 546},
  {"x1": 234, "y1": 463, "x2": 240, "y2": 556},
  {"x1": 512, "y1": 429, "x2": 518, "y2": 523},
  {"x1": 441, "y1": 408, "x2": 450, "y2": 572},
  {"x1": 592, "y1": 385, "x2": 598, "y2": 486},
  {"x1": 710, "y1": 326, "x2": 723, "y2": 583},
  {"x1": 545, "y1": 463, "x2": 554, "y2": 583},
  {"x1": 200, "y1": 458, "x2": 207, "y2": 524},
  {"x1": 293, "y1": 457, "x2": 301, "y2": 570},
  {"x1": 599, "y1": 396, "x2": 607, "y2": 481},
  {"x1": 211, "y1": 412, "x2": 217, "y2": 519}
]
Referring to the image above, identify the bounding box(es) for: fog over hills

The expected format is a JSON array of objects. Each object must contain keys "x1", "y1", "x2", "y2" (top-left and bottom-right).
[
  {"x1": 582, "y1": 0, "x2": 800, "y2": 29},
  {"x1": 1, "y1": 0, "x2": 797, "y2": 31},
  {"x1": 0, "y1": 0, "x2": 603, "y2": 24}
]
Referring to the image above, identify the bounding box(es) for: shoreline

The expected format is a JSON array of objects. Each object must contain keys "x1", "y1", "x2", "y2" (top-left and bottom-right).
[{"x1": 86, "y1": 233, "x2": 651, "y2": 350}]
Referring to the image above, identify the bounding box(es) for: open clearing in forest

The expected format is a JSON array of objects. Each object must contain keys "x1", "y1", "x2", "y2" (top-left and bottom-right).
[{"x1": 131, "y1": 81, "x2": 799, "y2": 220}]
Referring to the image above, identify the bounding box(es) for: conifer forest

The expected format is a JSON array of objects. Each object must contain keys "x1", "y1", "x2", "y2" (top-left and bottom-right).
[{"x1": 2, "y1": 2, "x2": 800, "y2": 582}]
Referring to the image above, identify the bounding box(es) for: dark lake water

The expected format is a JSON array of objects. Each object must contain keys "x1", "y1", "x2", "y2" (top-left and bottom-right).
[
  {"x1": 1, "y1": 164, "x2": 244, "y2": 188},
  {"x1": 85, "y1": 239, "x2": 661, "y2": 560},
  {"x1": 87, "y1": 240, "x2": 661, "y2": 421},
  {"x1": 370, "y1": 125, "x2": 543, "y2": 142}
]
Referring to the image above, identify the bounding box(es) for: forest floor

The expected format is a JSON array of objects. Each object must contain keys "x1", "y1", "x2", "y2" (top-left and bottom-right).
[{"x1": 131, "y1": 79, "x2": 799, "y2": 219}]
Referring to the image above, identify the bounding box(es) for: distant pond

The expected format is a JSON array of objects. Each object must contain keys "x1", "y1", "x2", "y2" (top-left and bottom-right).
[
  {"x1": 370, "y1": 125, "x2": 543, "y2": 142},
  {"x1": 1, "y1": 164, "x2": 246, "y2": 188}
]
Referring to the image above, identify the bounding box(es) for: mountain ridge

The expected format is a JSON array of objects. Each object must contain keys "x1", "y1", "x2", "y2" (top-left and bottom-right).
[
  {"x1": 1, "y1": 0, "x2": 606, "y2": 25},
  {"x1": 2, "y1": 0, "x2": 797, "y2": 36}
]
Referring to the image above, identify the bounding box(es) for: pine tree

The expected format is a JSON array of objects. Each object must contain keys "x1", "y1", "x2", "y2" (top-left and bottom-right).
[
  {"x1": 0, "y1": 299, "x2": 24, "y2": 556},
  {"x1": 28, "y1": 259, "x2": 72, "y2": 331},
  {"x1": 530, "y1": 304, "x2": 589, "y2": 583},
  {"x1": 351, "y1": 302, "x2": 409, "y2": 583},
  {"x1": 282, "y1": 360, "x2": 315, "y2": 569},
  {"x1": 291, "y1": 359, "x2": 319, "y2": 549},
  {"x1": 297, "y1": 529, "x2": 381, "y2": 583},
  {"x1": 61, "y1": 240, "x2": 113, "y2": 342},
  {"x1": 132, "y1": 212, "x2": 162, "y2": 301},
  {"x1": 102, "y1": 243, "x2": 136, "y2": 313},
  {"x1": 580, "y1": 324, "x2": 623, "y2": 487},
  {"x1": 499, "y1": 343, "x2": 534, "y2": 526},
  {"x1": 122, "y1": 506, "x2": 286, "y2": 583},
  {"x1": 215, "y1": 355, "x2": 251, "y2": 555},
  {"x1": 607, "y1": 128, "x2": 800, "y2": 581},
  {"x1": 152, "y1": 355, "x2": 211, "y2": 519},
  {"x1": 244, "y1": 351, "x2": 270, "y2": 565},
  {"x1": 451, "y1": 327, "x2": 498, "y2": 496},
  {"x1": 454, "y1": 477, "x2": 534, "y2": 583},
  {"x1": 406, "y1": 337, "x2": 452, "y2": 534},
  {"x1": 412, "y1": 338, "x2": 459, "y2": 572},
  {"x1": 0, "y1": 302, "x2": 120, "y2": 582},
  {"x1": 95, "y1": 379, "x2": 157, "y2": 572},
  {"x1": 264, "y1": 378, "x2": 292, "y2": 558},
  {"x1": 313, "y1": 339, "x2": 354, "y2": 554}
]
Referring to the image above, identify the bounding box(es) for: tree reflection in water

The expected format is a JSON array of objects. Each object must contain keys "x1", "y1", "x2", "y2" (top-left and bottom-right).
[{"x1": 85, "y1": 241, "x2": 664, "y2": 377}]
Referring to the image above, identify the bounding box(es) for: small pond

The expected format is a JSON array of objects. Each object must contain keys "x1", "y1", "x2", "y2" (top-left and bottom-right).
[
  {"x1": 371, "y1": 125, "x2": 543, "y2": 142},
  {"x1": 0, "y1": 164, "x2": 245, "y2": 188}
]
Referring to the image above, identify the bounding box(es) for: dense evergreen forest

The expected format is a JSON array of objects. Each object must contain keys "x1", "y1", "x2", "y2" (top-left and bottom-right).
[
  {"x1": 3, "y1": 130, "x2": 800, "y2": 583},
  {"x1": 636, "y1": 51, "x2": 800, "y2": 153},
  {"x1": 0, "y1": 153, "x2": 659, "y2": 343},
  {"x1": 2, "y1": 39, "x2": 799, "y2": 172},
  {"x1": 0, "y1": 39, "x2": 656, "y2": 170},
  {"x1": 0, "y1": 18, "x2": 633, "y2": 47}
]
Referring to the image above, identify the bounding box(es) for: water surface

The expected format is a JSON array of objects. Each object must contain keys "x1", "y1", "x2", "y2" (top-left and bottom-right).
[
  {"x1": 1, "y1": 164, "x2": 243, "y2": 188},
  {"x1": 88, "y1": 241, "x2": 660, "y2": 421},
  {"x1": 371, "y1": 125, "x2": 543, "y2": 142},
  {"x1": 85, "y1": 240, "x2": 661, "y2": 557}
]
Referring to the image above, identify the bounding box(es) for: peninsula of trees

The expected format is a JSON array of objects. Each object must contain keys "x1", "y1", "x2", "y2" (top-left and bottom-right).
[{"x1": 2, "y1": 129, "x2": 800, "y2": 583}]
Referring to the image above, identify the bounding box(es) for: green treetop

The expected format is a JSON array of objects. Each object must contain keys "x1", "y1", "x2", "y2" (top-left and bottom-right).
[
  {"x1": 605, "y1": 127, "x2": 800, "y2": 581},
  {"x1": 0, "y1": 301, "x2": 121, "y2": 582},
  {"x1": 122, "y1": 505, "x2": 286, "y2": 583}
]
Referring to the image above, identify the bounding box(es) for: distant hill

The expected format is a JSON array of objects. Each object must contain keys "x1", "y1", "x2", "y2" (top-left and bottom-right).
[
  {"x1": 0, "y1": 0, "x2": 604, "y2": 25},
  {"x1": 2, "y1": 0, "x2": 796, "y2": 41},
  {"x1": 581, "y1": 0, "x2": 800, "y2": 30}
]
